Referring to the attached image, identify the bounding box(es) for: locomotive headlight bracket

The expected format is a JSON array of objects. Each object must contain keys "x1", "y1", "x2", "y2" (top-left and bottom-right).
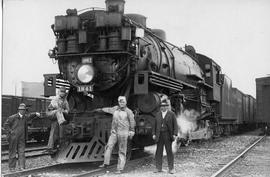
[{"x1": 76, "y1": 64, "x2": 95, "y2": 84}]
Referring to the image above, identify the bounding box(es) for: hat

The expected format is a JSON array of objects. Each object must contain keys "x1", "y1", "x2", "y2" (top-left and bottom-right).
[
  {"x1": 18, "y1": 103, "x2": 26, "y2": 110},
  {"x1": 160, "y1": 99, "x2": 169, "y2": 106},
  {"x1": 118, "y1": 96, "x2": 127, "y2": 102},
  {"x1": 59, "y1": 86, "x2": 66, "y2": 92}
]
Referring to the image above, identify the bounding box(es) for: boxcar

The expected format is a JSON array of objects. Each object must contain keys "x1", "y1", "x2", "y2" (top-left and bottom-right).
[
  {"x1": 232, "y1": 88, "x2": 244, "y2": 124},
  {"x1": 220, "y1": 74, "x2": 235, "y2": 120},
  {"x1": 247, "y1": 95, "x2": 256, "y2": 123},
  {"x1": 256, "y1": 76, "x2": 270, "y2": 124}
]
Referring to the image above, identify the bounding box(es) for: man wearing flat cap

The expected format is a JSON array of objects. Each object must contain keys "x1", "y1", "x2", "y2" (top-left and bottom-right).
[
  {"x1": 4, "y1": 103, "x2": 40, "y2": 172},
  {"x1": 99, "y1": 96, "x2": 136, "y2": 174},
  {"x1": 152, "y1": 98, "x2": 178, "y2": 174},
  {"x1": 46, "y1": 86, "x2": 70, "y2": 153}
]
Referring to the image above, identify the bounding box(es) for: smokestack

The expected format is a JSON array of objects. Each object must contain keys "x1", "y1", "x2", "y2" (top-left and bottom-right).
[{"x1": 105, "y1": 0, "x2": 125, "y2": 14}]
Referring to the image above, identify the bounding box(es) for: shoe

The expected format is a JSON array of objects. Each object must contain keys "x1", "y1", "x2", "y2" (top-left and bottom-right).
[
  {"x1": 115, "y1": 170, "x2": 122, "y2": 174},
  {"x1": 153, "y1": 169, "x2": 163, "y2": 173},
  {"x1": 99, "y1": 164, "x2": 108, "y2": 168},
  {"x1": 168, "y1": 169, "x2": 175, "y2": 174}
]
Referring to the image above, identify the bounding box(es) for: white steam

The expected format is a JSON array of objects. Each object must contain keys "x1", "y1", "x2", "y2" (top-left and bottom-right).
[{"x1": 177, "y1": 109, "x2": 199, "y2": 139}]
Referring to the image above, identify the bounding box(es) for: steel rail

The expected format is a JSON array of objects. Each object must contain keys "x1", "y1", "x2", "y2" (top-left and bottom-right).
[
  {"x1": 1, "y1": 146, "x2": 47, "y2": 156},
  {"x1": 210, "y1": 135, "x2": 266, "y2": 177},
  {"x1": 1, "y1": 148, "x2": 49, "y2": 163},
  {"x1": 2, "y1": 164, "x2": 65, "y2": 177},
  {"x1": 2, "y1": 150, "x2": 150, "y2": 177},
  {"x1": 73, "y1": 155, "x2": 151, "y2": 177}
]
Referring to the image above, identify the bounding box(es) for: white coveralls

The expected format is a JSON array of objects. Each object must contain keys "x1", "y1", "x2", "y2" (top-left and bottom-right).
[{"x1": 102, "y1": 106, "x2": 135, "y2": 171}]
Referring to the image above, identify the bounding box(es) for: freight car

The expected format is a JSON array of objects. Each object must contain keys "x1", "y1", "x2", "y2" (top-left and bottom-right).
[
  {"x1": 43, "y1": 0, "x2": 257, "y2": 163},
  {"x1": 256, "y1": 76, "x2": 270, "y2": 129},
  {"x1": 1, "y1": 95, "x2": 51, "y2": 143}
]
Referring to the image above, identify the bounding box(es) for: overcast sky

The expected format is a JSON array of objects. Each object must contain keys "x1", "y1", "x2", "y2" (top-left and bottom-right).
[{"x1": 2, "y1": 0, "x2": 270, "y2": 97}]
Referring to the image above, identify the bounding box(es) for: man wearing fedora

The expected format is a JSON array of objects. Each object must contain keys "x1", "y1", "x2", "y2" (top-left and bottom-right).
[
  {"x1": 152, "y1": 98, "x2": 178, "y2": 174},
  {"x1": 4, "y1": 103, "x2": 40, "y2": 172}
]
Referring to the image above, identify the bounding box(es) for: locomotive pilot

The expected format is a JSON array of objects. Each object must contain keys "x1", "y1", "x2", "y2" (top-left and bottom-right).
[
  {"x1": 99, "y1": 96, "x2": 136, "y2": 174},
  {"x1": 152, "y1": 99, "x2": 178, "y2": 174},
  {"x1": 46, "y1": 86, "x2": 70, "y2": 153},
  {"x1": 4, "y1": 103, "x2": 40, "y2": 172}
]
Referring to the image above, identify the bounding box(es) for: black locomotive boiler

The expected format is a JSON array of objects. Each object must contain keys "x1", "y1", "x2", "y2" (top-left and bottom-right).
[{"x1": 44, "y1": 0, "x2": 256, "y2": 163}]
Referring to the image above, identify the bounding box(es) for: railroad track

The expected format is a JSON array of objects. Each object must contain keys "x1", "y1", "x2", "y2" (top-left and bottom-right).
[
  {"x1": 2, "y1": 149, "x2": 150, "y2": 177},
  {"x1": 1, "y1": 140, "x2": 47, "y2": 151},
  {"x1": 1, "y1": 146, "x2": 49, "y2": 162},
  {"x1": 210, "y1": 135, "x2": 267, "y2": 177}
]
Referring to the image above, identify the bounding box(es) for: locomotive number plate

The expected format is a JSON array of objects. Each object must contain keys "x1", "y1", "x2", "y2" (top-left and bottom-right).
[{"x1": 77, "y1": 85, "x2": 93, "y2": 92}]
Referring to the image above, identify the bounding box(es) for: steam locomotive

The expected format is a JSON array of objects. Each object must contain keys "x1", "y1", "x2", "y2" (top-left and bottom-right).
[{"x1": 44, "y1": 0, "x2": 256, "y2": 163}]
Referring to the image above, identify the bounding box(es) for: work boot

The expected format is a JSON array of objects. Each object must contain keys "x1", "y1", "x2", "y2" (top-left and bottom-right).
[
  {"x1": 168, "y1": 169, "x2": 176, "y2": 174},
  {"x1": 99, "y1": 164, "x2": 108, "y2": 168},
  {"x1": 115, "y1": 170, "x2": 122, "y2": 174}
]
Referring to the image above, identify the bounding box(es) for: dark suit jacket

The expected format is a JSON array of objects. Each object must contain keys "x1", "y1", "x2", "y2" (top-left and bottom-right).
[
  {"x1": 152, "y1": 110, "x2": 178, "y2": 142},
  {"x1": 4, "y1": 113, "x2": 37, "y2": 142}
]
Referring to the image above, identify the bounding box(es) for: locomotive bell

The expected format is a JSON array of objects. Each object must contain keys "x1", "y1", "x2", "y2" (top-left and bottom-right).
[{"x1": 105, "y1": 0, "x2": 125, "y2": 14}]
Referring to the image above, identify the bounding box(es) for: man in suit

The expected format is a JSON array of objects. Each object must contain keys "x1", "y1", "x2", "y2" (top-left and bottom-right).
[
  {"x1": 4, "y1": 103, "x2": 40, "y2": 172},
  {"x1": 152, "y1": 99, "x2": 178, "y2": 174}
]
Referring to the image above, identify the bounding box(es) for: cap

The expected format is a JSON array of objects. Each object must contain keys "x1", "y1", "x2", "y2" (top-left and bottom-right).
[
  {"x1": 118, "y1": 96, "x2": 127, "y2": 102},
  {"x1": 160, "y1": 99, "x2": 169, "y2": 106},
  {"x1": 18, "y1": 103, "x2": 26, "y2": 110}
]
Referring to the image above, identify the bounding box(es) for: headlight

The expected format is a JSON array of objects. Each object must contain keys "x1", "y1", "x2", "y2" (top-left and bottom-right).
[{"x1": 77, "y1": 64, "x2": 94, "y2": 83}]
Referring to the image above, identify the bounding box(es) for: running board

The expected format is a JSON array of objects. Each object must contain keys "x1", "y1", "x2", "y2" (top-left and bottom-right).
[{"x1": 134, "y1": 71, "x2": 196, "y2": 94}]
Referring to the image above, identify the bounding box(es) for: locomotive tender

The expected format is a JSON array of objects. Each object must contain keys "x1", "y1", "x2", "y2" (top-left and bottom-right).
[{"x1": 44, "y1": 0, "x2": 255, "y2": 163}]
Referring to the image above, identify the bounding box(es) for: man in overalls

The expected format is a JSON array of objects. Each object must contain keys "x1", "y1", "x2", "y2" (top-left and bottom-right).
[{"x1": 99, "y1": 96, "x2": 136, "y2": 174}]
